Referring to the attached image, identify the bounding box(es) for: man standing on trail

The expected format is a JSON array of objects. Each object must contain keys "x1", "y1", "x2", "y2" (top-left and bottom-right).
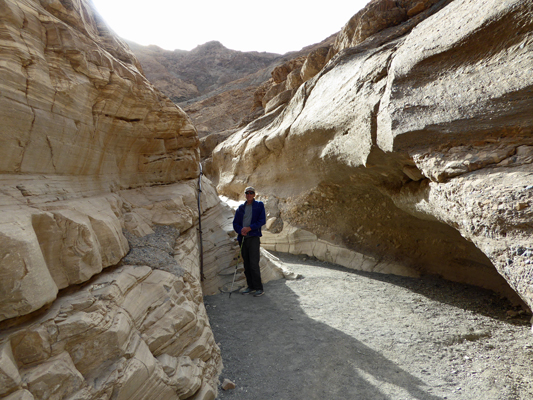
[{"x1": 233, "y1": 186, "x2": 267, "y2": 297}]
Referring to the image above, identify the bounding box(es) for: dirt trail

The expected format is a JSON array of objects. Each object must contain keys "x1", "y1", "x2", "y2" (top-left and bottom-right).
[{"x1": 204, "y1": 252, "x2": 533, "y2": 400}]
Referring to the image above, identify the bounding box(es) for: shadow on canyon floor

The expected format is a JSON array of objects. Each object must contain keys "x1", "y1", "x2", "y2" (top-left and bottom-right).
[
  {"x1": 206, "y1": 278, "x2": 443, "y2": 400},
  {"x1": 205, "y1": 252, "x2": 533, "y2": 400},
  {"x1": 343, "y1": 267, "x2": 529, "y2": 326}
]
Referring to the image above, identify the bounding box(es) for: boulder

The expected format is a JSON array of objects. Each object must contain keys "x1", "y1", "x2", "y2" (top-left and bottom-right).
[
  {"x1": 301, "y1": 47, "x2": 330, "y2": 82},
  {"x1": 286, "y1": 68, "x2": 303, "y2": 90},
  {"x1": 271, "y1": 57, "x2": 306, "y2": 84},
  {"x1": 221, "y1": 378, "x2": 236, "y2": 390},
  {"x1": 262, "y1": 81, "x2": 287, "y2": 109}
]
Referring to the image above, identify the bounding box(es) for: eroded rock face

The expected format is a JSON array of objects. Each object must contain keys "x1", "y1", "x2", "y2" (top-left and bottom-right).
[
  {"x1": 328, "y1": 0, "x2": 443, "y2": 61},
  {"x1": 0, "y1": 174, "x2": 234, "y2": 398},
  {"x1": 0, "y1": 0, "x2": 198, "y2": 319},
  {"x1": 0, "y1": 0, "x2": 240, "y2": 398},
  {"x1": 1, "y1": 0, "x2": 199, "y2": 186},
  {"x1": 213, "y1": 0, "x2": 533, "y2": 309},
  {"x1": 0, "y1": 264, "x2": 221, "y2": 400}
]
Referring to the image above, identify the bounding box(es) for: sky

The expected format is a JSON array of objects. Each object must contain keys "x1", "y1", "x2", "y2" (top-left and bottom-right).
[{"x1": 90, "y1": 0, "x2": 370, "y2": 54}]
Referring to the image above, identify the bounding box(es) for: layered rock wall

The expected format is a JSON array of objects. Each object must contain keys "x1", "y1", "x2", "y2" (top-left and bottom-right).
[
  {"x1": 0, "y1": 0, "x2": 238, "y2": 398},
  {"x1": 0, "y1": 0, "x2": 200, "y2": 320},
  {"x1": 213, "y1": 0, "x2": 533, "y2": 309},
  {"x1": 0, "y1": 174, "x2": 242, "y2": 399},
  {"x1": 0, "y1": 264, "x2": 221, "y2": 400},
  {"x1": 1, "y1": 0, "x2": 199, "y2": 186}
]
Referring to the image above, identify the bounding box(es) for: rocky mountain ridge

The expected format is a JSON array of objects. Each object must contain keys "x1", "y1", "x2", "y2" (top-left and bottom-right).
[
  {"x1": 127, "y1": 40, "x2": 281, "y2": 104},
  {"x1": 128, "y1": 35, "x2": 338, "y2": 139}
]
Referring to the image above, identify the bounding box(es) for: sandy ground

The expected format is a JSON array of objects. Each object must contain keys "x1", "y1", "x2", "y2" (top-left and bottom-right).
[{"x1": 204, "y1": 252, "x2": 533, "y2": 400}]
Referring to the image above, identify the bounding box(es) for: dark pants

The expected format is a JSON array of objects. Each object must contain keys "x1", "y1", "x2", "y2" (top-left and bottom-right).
[{"x1": 241, "y1": 236, "x2": 263, "y2": 291}]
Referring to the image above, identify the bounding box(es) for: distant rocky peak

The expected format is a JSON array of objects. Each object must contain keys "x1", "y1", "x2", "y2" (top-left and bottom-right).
[{"x1": 191, "y1": 40, "x2": 228, "y2": 53}]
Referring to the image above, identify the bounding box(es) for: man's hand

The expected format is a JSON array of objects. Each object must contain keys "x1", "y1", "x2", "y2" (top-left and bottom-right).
[{"x1": 241, "y1": 227, "x2": 252, "y2": 236}]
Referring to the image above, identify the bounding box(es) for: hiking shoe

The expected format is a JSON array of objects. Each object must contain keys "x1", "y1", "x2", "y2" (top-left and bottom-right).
[
  {"x1": 241, "y1": 288, "x2": 255, "y2": 295},
  {"x1": 253, "y1": 290, "x2": 264, "y2": 297}
]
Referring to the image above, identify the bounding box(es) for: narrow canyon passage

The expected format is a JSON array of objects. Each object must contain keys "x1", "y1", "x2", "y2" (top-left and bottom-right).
[{"x1": 205, "y1": 252, "x2": 533, "y2": 400}]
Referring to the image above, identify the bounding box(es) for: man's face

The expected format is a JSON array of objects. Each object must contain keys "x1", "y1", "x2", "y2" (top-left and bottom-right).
[{"x1": 245, "y1": 191, "x2": 255, "y2": 202}]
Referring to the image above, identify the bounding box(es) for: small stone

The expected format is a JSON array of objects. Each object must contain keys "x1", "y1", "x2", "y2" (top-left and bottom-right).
[
  {"x1": 515, "y1": 202, "x2": 529, "y2": 211},
  {"x1": 221, "y1": 378, "x2": 236, "y2": 391},
  {"x1": 516, "y1": 247, "x2": 526, "y2": 256}
]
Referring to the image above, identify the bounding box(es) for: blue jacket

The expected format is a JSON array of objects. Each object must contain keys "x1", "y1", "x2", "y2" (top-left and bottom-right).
[{"x1": 233, "y1": 200, "x2": 266, "y2": 239}]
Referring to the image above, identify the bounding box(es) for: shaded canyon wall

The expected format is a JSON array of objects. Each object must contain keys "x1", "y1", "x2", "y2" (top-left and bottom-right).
[{"x1": 213, "y1": 0, "x2": 533, "y2": 309}]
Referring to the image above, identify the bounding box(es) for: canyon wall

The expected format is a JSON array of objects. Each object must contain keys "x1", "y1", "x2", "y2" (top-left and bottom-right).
[
  {"x1": 2, "y1": 0, "x2": 533, "y2": 397},
  {"x1": 0, "y1": 0, "x2": 243, "y2": 398},
  {"x1": 213, "y1": 0, "x2": 533, "y2": 309}
]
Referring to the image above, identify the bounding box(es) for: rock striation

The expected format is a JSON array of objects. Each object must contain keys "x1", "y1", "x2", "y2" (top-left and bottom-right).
[
  {"x1": 0, "y1": 264, "x2": 221, "y2": 400},
  {"x1": 0, "y1": 0, "x2": 255, "y2": 398},
  {"x1": 212, "y1": 0, "x2": 533, "y2": 310},
  {"x1": 0, "y1": 0, "x2": 201, "y2": 320}
]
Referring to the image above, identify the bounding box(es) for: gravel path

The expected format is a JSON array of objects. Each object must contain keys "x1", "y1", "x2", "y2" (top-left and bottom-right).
[{"x1": 204, "y1": 252, "x2": 533, "y2": 400}]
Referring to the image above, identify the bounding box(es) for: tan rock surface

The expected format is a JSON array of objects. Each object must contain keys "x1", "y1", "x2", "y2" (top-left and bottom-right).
[
  {"x1": 0, "y1": 264, "x2": 222, "y2": 400},
  {"x1": 0, "y1": 0, "x2": 281, "y2": 398},
  {"x1": 0, "y1": 0, "x2": 200, "y2": 319},
  {"x1": 213, "y1": 0, "x2": 533, "y2": 309},
  {"x1": 1, "y1": 390, "x2": 34, "y2": 400},
  {"x1": 328, "y1": 0, "x2": 444, "y2": 60},
  {"x1": 300, "y1": 47, "x2": 330, "y2": 83},
  {"x1": 1, "y1": 0, "x2": 199, "y2": 187},
  {"x1": 0, "y1": 342, "x2": 21, "y2": 397}
]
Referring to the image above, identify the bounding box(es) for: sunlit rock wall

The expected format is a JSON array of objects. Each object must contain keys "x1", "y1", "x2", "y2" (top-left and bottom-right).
[
  {"x1": 0, "y1": 0, "x2": 202, "y2": 319},
  {"x1": 0, "y1": 0, "x2": 233, "y2": 398}
]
